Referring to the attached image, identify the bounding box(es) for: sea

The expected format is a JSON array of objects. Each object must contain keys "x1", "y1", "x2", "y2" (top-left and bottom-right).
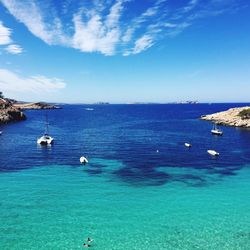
[{"x1": 0, "y1": 104, "x2": 250, "y2": 250}]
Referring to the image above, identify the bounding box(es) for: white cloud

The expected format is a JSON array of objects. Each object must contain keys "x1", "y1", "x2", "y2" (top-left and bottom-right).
[
  {"x1": 72, "y1": 12, "x2": 120, "y2": 55},
  {"x1": 72, "y1": 0, "x2": 126, "y2": 55},
  {"x1": 0, "y1": 68, "x2": 66, "y2": 93},
  {"x1": 0, "y1": 0, "x2": 69, "y2": 45},
  {"x1": 0, "y1": 21, "x2": 12, "y2": 45},
  {"x1": 182, "y1": 0, "x2": 199, "y2": 13},
  {"x1": 4, "y1": 44, "x2": 23, "y2": 54},
  {"x1": 0, "y1": 0, "x2": 240, "y2": 56},
  {"x1": 0, "y1": 20, "x2": 23, "y2": 54},
  {"x1": 124, "y1": 34, "x2": 154, "y2": 56}
]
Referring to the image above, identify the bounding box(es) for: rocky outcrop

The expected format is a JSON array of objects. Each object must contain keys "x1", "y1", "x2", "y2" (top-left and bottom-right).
[
  {"x1": 201, "y1": 106, "x2": 250, "y2": 128},
  {"x1": 0, "y1": 98, "x2": 26, "y2": 124},
  {"x1": 13, "y1": 102, "x2": 60, "y2": 110}
]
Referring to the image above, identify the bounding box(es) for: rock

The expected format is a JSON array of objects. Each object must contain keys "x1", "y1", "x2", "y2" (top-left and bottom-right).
[
  {"x1": 0, "y1": 98, "x2": 26, "y2": 124},
  {"x1": 200, "y1": 106, "x2": 250, "y2": 128}
]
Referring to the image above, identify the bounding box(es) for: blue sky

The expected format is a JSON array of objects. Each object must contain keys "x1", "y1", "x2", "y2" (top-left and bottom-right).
[{"x1": 0, "y1": 0, "x2": 249, "y2": 103}]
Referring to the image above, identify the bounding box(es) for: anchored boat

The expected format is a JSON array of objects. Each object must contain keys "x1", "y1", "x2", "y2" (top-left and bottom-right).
[
  {"x1": 80, "y1": 156, "x2": 88, "y2": 165},
  {"x1": 37, "y1": 115, "x2": 54, "y2": 145},
  {"x1": 211, "y1": 124, "x2": 223, "y2": 135},
  {"x1": 207, "y1": 150, "x2": 219, "y2": 156}
]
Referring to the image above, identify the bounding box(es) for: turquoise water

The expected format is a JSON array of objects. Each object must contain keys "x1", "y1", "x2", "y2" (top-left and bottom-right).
[
  {"x1": 1, "y1": 159, "x2": 250, "y2": 249},
  {"x1": 1, "y1": 104, "x2": 250, "y2": 249}
]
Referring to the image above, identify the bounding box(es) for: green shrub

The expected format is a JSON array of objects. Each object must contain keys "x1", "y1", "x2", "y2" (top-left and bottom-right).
[{"x1": 239, "y1": 108, "x2": 250, "y2": 119}]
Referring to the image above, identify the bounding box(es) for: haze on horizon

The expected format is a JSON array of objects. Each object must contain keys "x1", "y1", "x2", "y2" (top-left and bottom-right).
[{"x1": 0, "y1": 0, "x2": 249, "y2": 103}]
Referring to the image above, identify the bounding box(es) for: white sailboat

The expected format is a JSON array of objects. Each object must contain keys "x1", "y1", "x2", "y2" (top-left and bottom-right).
[
  {"x1": 37, "y1": 115, "x2": 54, "y2": 145},
  {"x1": 211, "y1": 123, "x2": 223, "y2": 135}
]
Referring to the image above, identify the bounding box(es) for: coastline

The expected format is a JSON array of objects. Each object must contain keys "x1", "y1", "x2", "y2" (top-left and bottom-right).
[
  {"x1": 201, "y1": 106, "x2": 250, "y2": 128},
  {"x1": 0, "y1": 98, "x2": 60, "y2": 124},
  {"x1": 13, "y1": 102, "x2": 61, "y2": 110}
]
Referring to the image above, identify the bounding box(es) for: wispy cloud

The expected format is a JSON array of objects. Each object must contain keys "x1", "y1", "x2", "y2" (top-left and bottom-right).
[
  {"x1": 0, "y1": 68, "x2": 66, "y2": 93},
  {"x1": 0, "y1": 20, "x2": 23, "y2": 54},
  {"x1": 124, "y1": 34, "x2": 154, "y2": 56},
  {"x1": 0, "y1": 0, "x2": 69, "y2": 45},
  {"x1": 0, "y1": 21, "x2": 12, "y2": 45},
  {"x1": 4, "y1": 44, "x2": 23, "y2": 54},
  {"x1": 0, "y1": 0, "x2": 242, "y2": 56}
]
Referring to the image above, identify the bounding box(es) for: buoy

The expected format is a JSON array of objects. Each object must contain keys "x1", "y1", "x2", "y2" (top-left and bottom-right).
[
  {"x1": 80, "y1": 156, "x2": 88, "y2": 165},
  {"x1": 184, "y1": 143, "x2": 192, "y2": 148},
  {"x1": 207, "y1": 150, "x2": 219, "y2": 156},
  {"x1": 156, "y1": 150, "x2": 159, "y2": 153}
]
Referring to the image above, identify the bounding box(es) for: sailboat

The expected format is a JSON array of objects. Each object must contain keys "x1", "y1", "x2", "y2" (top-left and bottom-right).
[
  {"x1": 211, "y1": 123, "x2": 223, "y2": 136},
  {"x1": 37, "y1": 115, "x2": 54, "y2": 145}
]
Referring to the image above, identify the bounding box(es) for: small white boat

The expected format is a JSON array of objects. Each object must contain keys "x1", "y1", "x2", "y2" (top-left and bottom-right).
[
  {"x1": 184, "y1": 143, "x2": 192, "y2": 148},
  {"x1": 0, "y1": 131, "x2": 2, "y2": 135},
  {"x1": 85, "y1": 108, "x2": 94, "y2": 111},
  {"x1": 207, "y1": 150, "x2": 219, "y2": 156},
  {"x1": 211, "y1": 124, "x2": 223, "y2": 135},
  {"x1": 37, "y1": 115, "x2": 54, "y2": 145},
  {"x1": 80, "y1": 156, "x2": 88, "y2": 165}
]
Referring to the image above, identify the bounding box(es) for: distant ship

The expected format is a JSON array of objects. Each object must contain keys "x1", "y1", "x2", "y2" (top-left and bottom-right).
[{"x1": 37, "y1": 115, "x2": 54, "y2": 145}]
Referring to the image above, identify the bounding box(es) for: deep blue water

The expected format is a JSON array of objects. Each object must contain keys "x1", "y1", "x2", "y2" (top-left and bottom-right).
[{"x1": 1, "y1": 104, "x2": 250, "y2": 186}]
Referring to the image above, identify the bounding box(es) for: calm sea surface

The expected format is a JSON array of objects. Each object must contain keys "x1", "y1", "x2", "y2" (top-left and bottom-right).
[{"x1": 0, "y1": 104, "x2": 250, "y2": 249}]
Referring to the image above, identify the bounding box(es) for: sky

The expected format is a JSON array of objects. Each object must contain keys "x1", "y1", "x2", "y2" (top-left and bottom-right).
[{"x1": 0, "y1": 0, "x2": 249, "y2": 103}]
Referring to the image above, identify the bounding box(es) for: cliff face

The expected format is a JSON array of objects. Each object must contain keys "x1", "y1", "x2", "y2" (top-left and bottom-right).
[
  {"x1": 0, "y1": 98, "x2": 26, "y2": 124},
  {"x1": 201, "y1": 106, "x2": 250, "y2": 128}
]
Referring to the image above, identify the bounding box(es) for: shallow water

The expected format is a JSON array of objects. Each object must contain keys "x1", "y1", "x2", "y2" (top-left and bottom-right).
[
  {"x1": 0, "y1": 163, "x2": 250, "y2": 250},
  {"x1": 1, "y1": 104, "x2": 250, "y2": 249}
]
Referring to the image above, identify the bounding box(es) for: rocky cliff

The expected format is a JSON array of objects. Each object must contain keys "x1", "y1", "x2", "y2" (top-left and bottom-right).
[
  {"x1": 0, "y1": 98, "x2": 26, "y2": 124},
  {"x1": 201, "y1": 106, "x2": 250, "y2": 128}
]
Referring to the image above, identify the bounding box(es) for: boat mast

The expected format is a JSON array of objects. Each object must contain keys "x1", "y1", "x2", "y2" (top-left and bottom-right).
[{"x1": 45, "y1": 114, "x2": 49, "y2": 135}]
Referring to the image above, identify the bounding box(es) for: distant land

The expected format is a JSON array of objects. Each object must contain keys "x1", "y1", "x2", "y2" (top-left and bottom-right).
[
  {"x1": 0, "y1": 95, "x2": 60, "y2": 124},
  {"x1": 125, "y1": 101, "x2": 199, "y2": 105},
  {"x1": 13, "y1": 102, "x2": 60, "y2": 110}
]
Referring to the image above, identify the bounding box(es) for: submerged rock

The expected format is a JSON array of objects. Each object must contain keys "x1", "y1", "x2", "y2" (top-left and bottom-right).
[{"x1": 201, "y1": 106, "x2": 250, "y2": 128}]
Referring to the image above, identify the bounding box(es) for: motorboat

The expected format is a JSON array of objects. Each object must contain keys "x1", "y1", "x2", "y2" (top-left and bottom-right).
[
  {"x1": 211, "y1": 124, "x2": 223, "y2": 135},
  {"x1": 207, "y1": 150, "x2": 219, "y2": 156},
  {"x1": 184, "y1": 143, "x2": 192, "y2": 148},
  {"x1": 37, "y1": 115, "x2": 54, "y2": 145}
]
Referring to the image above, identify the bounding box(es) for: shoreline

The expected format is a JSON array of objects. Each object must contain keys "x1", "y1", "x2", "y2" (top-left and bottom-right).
[
  {"x1": 201, "y1": 106, "x2": 250, "y2": 128},
  {"x1": 0, "y1": 98, "x2": 60, "y2": 124}
]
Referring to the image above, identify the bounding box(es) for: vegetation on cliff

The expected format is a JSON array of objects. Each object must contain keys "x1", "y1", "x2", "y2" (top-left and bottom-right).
[{"x1": 238, "y1": 108, "x2": 250, "y2": 120}]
